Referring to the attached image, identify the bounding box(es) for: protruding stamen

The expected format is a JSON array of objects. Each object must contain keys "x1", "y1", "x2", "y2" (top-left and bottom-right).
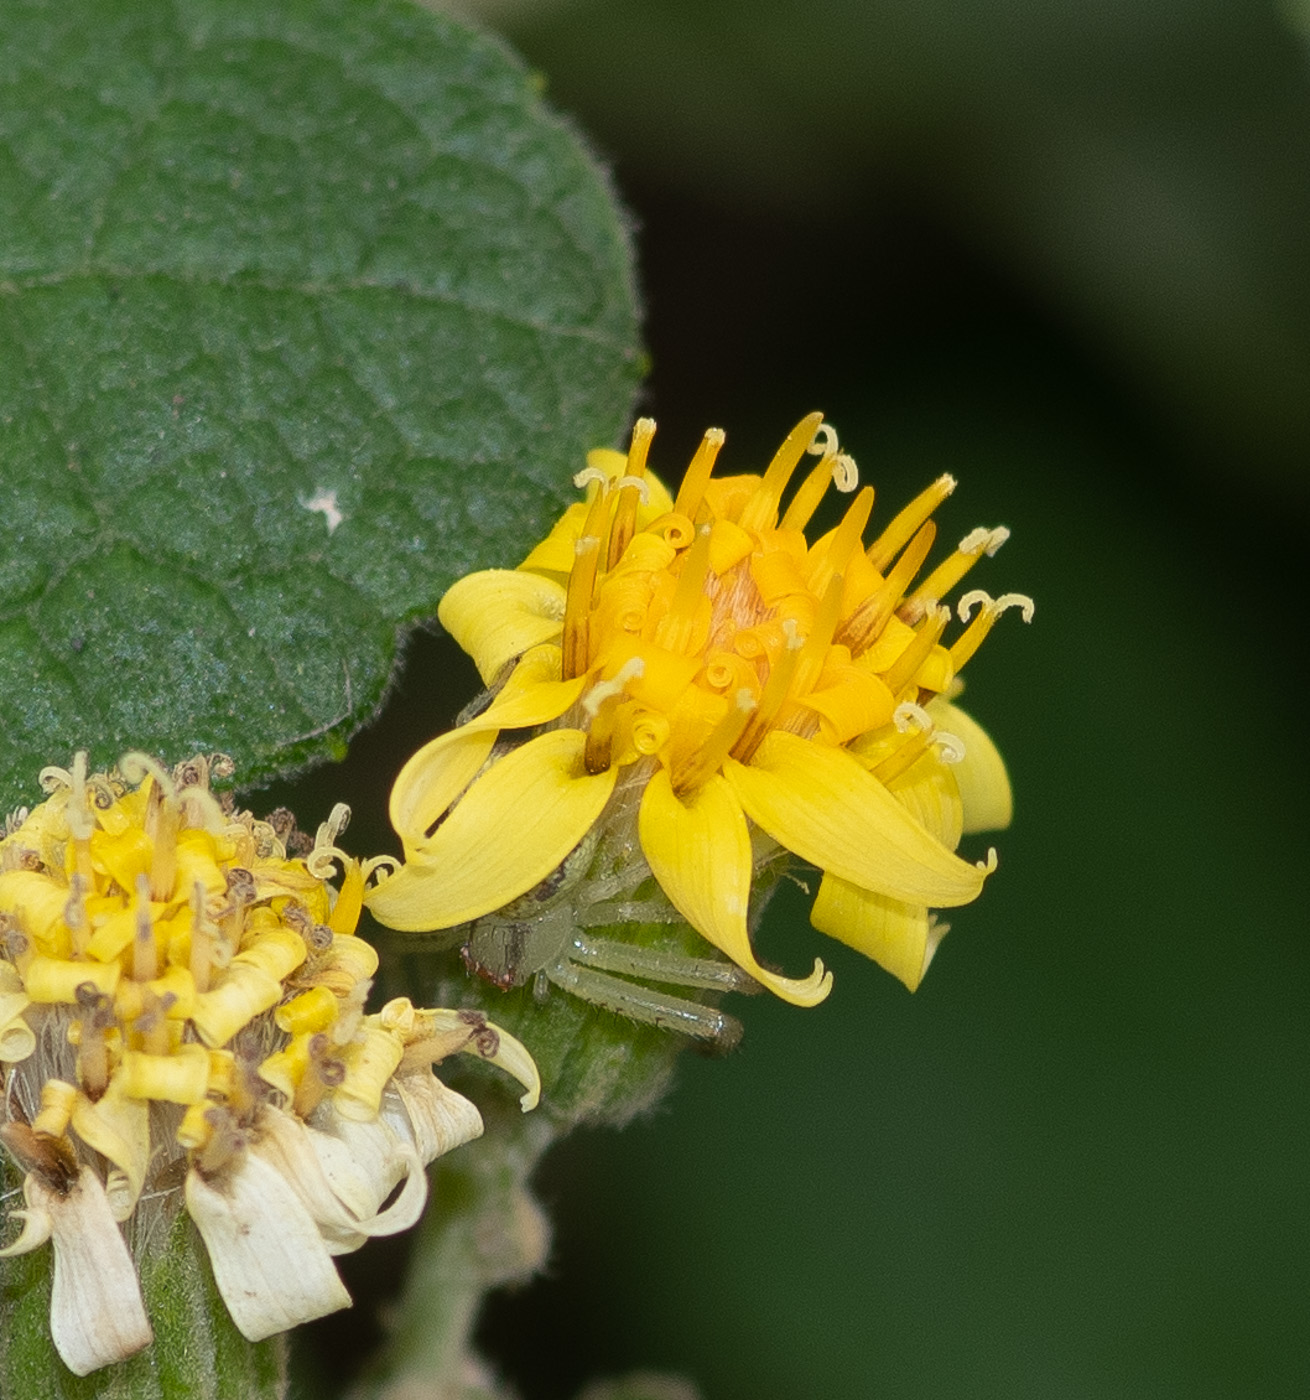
[
  {"x1": 561, "y1": 481, "x2": 611, "y2": 680},
  {"x1": 606, "y1": 421, "x2": 656, "y2": 569},
  {"x1": 871, "y1": 730, "x2": 930, "y2": 784},
  {"x1": 120, "y1": 752, "x2": 176, "y2": 800},
  {"x1": 780, "y1": 458, "x2": 835, "y2": 532},
  {"x1": 739, "y1": 411, "x2": 825, "y2": 531},
  {"x1": 881, "y1": 604, "x2": 950, "y2": 695},
  {"x1": 673, "y1": 688, "x2": 757, "y2": 792},
  {"x1": 144, "y1": 776, "x2": 179, "y2": 903},
  {"x1": 995, "y1": 591, "x2": 1036, "y2": 622},
  {"x1": 808, "y1": 487, "x2": 875, "y2": 599},
  {"x1": 791, "y1": 573, "x2": 846, "y2": 701},
  {"x1": 614, "y1": 474, "x2": 651, "y2": 504},
  {"x1": 654, "y1": 525, "x2": 713, "y2": 654},
  {"x1": 902, "y1": 525, "x2": 1010, "y2": 624},
  {"x1": 673, "y1": 427, "x2": 726, "y2": 522},
  {"x1": 64, "y1": 874, "x2": 90, "y2": 957},
  {"x1": 132, "y1": 874, "x2": 157, "y2": 984},
  {"x1": 838, "y1": 520, "x2": 937, "y2": 656},
  {"x1": 948, "y1": 590, "x2": 1035, "y2": 670},
  {"x1": 72, "y1": 993, "x2": 109, "y2": 1099},
  {"x1": 189, "y1": 881, "x2": 214, "y2": 994},
  {"x1": 583, "y1": 658, "x2": 645, "y2": 774},
  {"x1": 733, "y1": 620, "x2": 804, "y2": 762},
  {"x1": 867, "y1": 474, "x2": 956, "y2": 573},
  {"x1": 65, "y1": 752, "x2": 95, "y2": 886}
]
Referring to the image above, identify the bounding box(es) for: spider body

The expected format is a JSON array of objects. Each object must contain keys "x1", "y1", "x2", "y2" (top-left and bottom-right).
[{"x1": 459, "y1": 829, "x2": 763, "y2": 1049}]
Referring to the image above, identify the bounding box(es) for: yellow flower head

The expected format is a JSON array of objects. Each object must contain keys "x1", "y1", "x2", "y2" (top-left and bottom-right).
[
  {"x1": 0, "y1": 753, "x2": 538, "y2": 1376},
  {"x1": 367, "y1": 414, "x2": 1031, "y2": 1008}
]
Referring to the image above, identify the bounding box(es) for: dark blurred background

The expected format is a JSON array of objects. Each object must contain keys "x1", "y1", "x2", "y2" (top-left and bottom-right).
[{"x1": 279, "y1": 1, "x2": 1310, "y2": 1395}]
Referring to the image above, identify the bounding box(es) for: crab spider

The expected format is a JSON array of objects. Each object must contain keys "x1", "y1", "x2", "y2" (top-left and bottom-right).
[{"x1": 458, "y1": 827, "x2": 770, "y2": 1051}]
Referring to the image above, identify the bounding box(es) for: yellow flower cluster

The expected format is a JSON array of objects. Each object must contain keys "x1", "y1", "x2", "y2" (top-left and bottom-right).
[
  {"x1": 367, "y1": 413, "x2": 1031, "y2": 1006},
  {"x1": 0, "y1": 753, "x2": 537, "y2": 1376}
]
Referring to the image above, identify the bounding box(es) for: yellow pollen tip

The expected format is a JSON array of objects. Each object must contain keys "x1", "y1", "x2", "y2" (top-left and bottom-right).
[
  {"x1": 672, "y1": 428, "x2": 726, "y2": 522},
  {"x1": 867, "y1": 473, "x2": 956, "y2": 573},
  {"x1": 672, "y1": 688, "x2": 757, "y2": 793},
  {"x1": 739, "y1": 411, "x2": 825, "y2": 531}
]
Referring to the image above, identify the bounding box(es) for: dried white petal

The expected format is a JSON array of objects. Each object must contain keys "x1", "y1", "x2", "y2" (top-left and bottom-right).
[
  {"x1": 185, "y1": 1155, "x2": 351, "y2": 1342},
  {"x1": 0, "y1": 1204, "x2": 52, "y2": 1257},
  {"x1": 390, "y1": 1071, "x2": 484, "y2": 1164},
  {"x1": 27, "y1": 1167, "x2": 152, "y2": 1376}
]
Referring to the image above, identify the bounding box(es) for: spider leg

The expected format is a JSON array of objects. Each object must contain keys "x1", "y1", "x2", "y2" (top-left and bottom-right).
[
  {"x1": 574, "y1": 896, "x2": 684, "y2": 928},
  {"x1": 545, "y1": 962, "x2": 742, "y2": 1049},
  {"x1": 569, "y1": 932, "x2": 760, "y2": 994}
]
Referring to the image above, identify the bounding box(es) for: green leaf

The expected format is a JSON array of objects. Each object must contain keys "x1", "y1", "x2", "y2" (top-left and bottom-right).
[
  {"x1": 0, "y1": 0, "x2": 641, "y2": 809},
  {"x1": 0, "y1": 1150, "x2": 284, "y2": 1400}
]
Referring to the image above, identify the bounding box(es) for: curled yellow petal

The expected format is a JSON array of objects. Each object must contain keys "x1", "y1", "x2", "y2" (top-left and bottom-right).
[
  {"x1": 70, "y1": 1087, "x2": 149, "y2": 1220},
  {"x1": 638, "y1": 768, "x2": 830, "y2": 1007},
  {"x1": 0, "y1": 1010, "x2": 35, "y2": 1063},
  {"x1": 811, "y1": 872, "x2": 946, "y2": 992},
  {"x1": 437, "y1": 569, "x2": 566, "y2": 684},
  {"x1": 335, "y1": 1026, "x2": 405, "y2": 1123},
  {"x1": 190, "y1": 962, "x2": 283, "y2": 1047},
  {"x1": 928, "y1": 698, "x2": 1013, "y2": 833},
  {"x1": 368, "y1": 730, "x2": 617, "y2": 932},
  {"x1": 389, "y1": 729, "x2": 499, "y2": 849},
  {"x1": 725, "y1": 731, "x2": 986, "y2": 907}
]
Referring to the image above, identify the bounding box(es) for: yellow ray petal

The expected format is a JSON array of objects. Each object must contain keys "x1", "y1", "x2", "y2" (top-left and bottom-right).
[
  {"x1": 811, "y1": 872, "x2": 946, "y2": 991},
  {"x1": 368, "y1": 730, "x2": 617, "y2": 931},
  {"x1": 70, "y1": 1086, "x2": 149, "y2": 1221},
  {"x1": 437, "y1": 569, "x2": 566, "y2": 684},
  {"x1": 637, "y1": 768, "x2": 831, "y2": 1007},
  {"x1": 388, "y1": 655, "x2": 586, "y2": 848},
  {"x1": 888, "y1": 750, "x2": 964, "y2": 851},
  {"x1": 725, "y1": 730, "x2": 986, "y2": 907},
  {"x1": 927, "y1": 699, "x2": 1013, "y2": 833}
]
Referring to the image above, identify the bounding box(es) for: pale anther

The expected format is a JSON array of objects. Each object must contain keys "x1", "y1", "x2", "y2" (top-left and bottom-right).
[
  {"x1": 994, "y1": 591, "x2": 1036, "y2": 622},
  {"x1": 614, "y1": 475, "x2": 651, "y2": 503},
  {"x1": 830, "y1": 452, "x2": 858, "y2": 491},
  {"x1": 933, "y1": 731, "x2": 966, "y2": 764},
  {"x1": 957, "y1": 527, "x2": 995, "y2": 555},
  {"x1": 957, "y1": 589, "x2": 993, "y2": 622},
  {"x1": 807, "y1": 423, "x2": 839, "y2": 458},
  {"x1": 120, "y1": 752, "x2": 176, "y2": 799},
  {"x1": 893, "y1": 701, "x2": 934, "y2": 734},
  {"x1": 571, "y1": 466, "x2": 610, "y2": 492},
  {"x1": 582, "y1": 657, "x2": 645, "y2": 717}
]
